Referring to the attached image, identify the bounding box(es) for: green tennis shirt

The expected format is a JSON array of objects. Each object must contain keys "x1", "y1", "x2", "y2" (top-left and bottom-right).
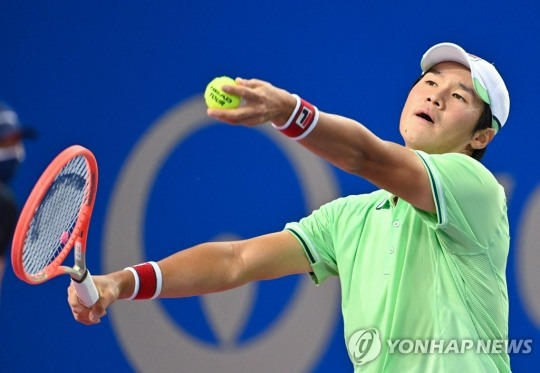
[{"x1": 285, "y1": 151, "x2": 510, "y2": 372}]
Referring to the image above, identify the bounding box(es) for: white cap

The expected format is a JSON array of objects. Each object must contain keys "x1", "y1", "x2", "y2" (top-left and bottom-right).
[{"x1": 421, "y1": 42, "x2": 510, "y2": 132}]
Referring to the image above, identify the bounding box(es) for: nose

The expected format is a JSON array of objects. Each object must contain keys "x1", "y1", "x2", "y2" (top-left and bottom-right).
[{"x1": 426, "y1": 94, "x2": 443, "y2": 109}]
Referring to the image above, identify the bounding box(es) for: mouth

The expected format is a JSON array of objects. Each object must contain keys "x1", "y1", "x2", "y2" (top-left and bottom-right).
[{"x1": 415, "y1": 111, "x2": 434, "y2": 124}]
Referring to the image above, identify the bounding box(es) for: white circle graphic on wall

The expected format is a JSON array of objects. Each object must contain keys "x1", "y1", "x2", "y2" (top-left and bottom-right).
[{"x1": 103, "y1": 95, "x2": 341, "y2": 372}]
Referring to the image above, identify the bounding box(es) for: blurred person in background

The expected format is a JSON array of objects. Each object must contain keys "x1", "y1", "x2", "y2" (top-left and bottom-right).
[{"x1": 0, "y1": 102, "x2": 35, "y2": 289}]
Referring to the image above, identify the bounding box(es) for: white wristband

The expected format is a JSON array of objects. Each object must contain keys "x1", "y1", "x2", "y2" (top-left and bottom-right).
[
  {"x1": 123, "y1": 267, "x2": 140, "y2": 301},
  {"x1": 271, "y1": 94, "x2": 319, "y2": 140},
  {"x1": 148, "y1": 261, "x2": 163, "y2": 299},
  {"x1": 271, "y1": 94, "x2": 301, "y2": 129}
]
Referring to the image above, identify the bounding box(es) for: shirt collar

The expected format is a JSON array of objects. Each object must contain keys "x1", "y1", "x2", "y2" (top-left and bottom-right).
[{"x1": 375, "y1": 191, "x2": 398, "y2": 210}]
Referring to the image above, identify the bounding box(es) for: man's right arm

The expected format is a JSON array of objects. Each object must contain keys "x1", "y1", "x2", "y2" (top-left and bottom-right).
[
  {"x1": 68, "y1": 231, "x2": 311, "y2": 325},
  {"x1": 208, "y1": 79, "x2": 435, "y2": 213}
]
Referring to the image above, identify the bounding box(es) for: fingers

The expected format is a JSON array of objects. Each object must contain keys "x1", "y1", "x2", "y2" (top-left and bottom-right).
[
  {"x1": 208, "y1": 78, "x2": 272, "y2": 125},
  {"x1": 207, "y1": 105, "x2": 267, "y2": 126},
  {"x1": 237, "y1": 77, "x2": 270, "y2": 88},
  {"x1": 207, "y1": 77, "x2": 290, "y2": 126},
  {"x1": 68, "y1": 284, "x2": 97, "y2": 325},
  {"x1": 221, "y1": 83, "x2": 259, "y2": 102},
  {"x1": 90, "y1": 301, "x2": 107, "y2": 320},
  {"x1": 67, "y1": 279, "x2": 111, "y2": 325},
  {"x1": 220, "y1": 77, "x2": 272, "y2": 100}
]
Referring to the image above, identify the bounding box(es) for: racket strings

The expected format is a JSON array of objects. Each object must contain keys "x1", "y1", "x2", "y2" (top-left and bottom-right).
[{"x1": 22, "y1": 155, "x2": 91, "y2": 275}]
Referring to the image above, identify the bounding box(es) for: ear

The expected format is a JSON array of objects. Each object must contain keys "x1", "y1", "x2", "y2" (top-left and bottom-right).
[{"x1": 470, "y1": 128, "x2": 496, "y2": 150}]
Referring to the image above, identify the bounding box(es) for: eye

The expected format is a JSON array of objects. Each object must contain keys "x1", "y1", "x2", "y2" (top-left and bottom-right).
[
  {"x1": 452, "y1": 93, "x2": 466, "y2": 102},
  {"x1": 425, "y1": 80, "x2": 437, "y2": 86}
]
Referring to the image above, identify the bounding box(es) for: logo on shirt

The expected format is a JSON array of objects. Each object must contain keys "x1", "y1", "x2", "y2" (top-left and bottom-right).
[{"x1": 347, "y1": 328, "x2": 382, "y2": 366}]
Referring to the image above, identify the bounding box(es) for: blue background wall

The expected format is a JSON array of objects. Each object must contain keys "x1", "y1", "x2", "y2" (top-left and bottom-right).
[{"x1": 1, "y1": 1, "x2": 539, "y2": 371}]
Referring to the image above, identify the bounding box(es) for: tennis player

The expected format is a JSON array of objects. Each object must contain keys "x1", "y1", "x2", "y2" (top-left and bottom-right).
[{"x1": 68, "y1": 42, "x2": 511, "y2": 372}]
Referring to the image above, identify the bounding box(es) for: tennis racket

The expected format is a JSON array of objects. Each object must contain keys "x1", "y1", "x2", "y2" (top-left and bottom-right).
[{"x1": 11, "y1": 145, "x2": 99, "y2": 307}]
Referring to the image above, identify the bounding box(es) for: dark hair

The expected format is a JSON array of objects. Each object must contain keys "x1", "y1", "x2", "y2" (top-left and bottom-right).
[{"x1": 410, "y1": 74, "x2": 493, "y2": 162}]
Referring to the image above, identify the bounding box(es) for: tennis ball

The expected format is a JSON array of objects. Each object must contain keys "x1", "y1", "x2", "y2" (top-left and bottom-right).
[{"x1": 204, "y1": 76, "x2": 241, "y2": 109}]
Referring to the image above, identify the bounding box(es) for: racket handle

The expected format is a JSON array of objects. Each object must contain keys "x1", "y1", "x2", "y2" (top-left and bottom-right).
[{"x1": 71, "y1": 270, "x2": 99, "y2": 307}]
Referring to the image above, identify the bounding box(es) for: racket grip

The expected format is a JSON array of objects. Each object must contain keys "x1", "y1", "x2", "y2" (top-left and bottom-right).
[{"x1": 71, "y1": 270, "x2": 99, "y2": 307}]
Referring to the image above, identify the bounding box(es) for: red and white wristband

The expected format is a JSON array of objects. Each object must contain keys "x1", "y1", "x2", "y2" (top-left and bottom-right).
[
  {"x1": 124, "y1": 261, "x2": 163, "y2": 300},
  {"x1": 272, "y1": 94, "x2": 320, "y2": 140}
]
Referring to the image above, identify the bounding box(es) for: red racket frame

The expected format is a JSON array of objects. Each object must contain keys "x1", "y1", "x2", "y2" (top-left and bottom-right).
[{"x1": 11, "y1": 145, "x2": 98, "y2": 285}]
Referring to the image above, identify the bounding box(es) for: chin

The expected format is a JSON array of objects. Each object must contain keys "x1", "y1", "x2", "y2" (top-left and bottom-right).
[
  {"x1": 401, "y1": 130, "x2": 436, "y2": 153},
  {"x1": 401, "y1": 132, "x2": 419, "y2": 149},
  {"x1": 403, "y1": 139, "x2": 434, "y2": 153}
]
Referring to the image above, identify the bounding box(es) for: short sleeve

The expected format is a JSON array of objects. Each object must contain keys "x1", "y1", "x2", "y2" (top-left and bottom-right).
[
  {"x1": 284, "y1": 199, "x2": 346, "y2": 285},
  {"x1": 413, "y1": 151, "x2": 507, "y2": 254}
]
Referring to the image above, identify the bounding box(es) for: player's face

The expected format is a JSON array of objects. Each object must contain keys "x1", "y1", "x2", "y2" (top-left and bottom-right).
[{"x1": 399, "y1": 62, "x2": 485, "y2": 155}]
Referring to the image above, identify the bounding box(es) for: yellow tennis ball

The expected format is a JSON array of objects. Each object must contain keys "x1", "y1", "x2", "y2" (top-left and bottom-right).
[{"x1": 204, "y1": 76, "x2": 241, "y2": 109}]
